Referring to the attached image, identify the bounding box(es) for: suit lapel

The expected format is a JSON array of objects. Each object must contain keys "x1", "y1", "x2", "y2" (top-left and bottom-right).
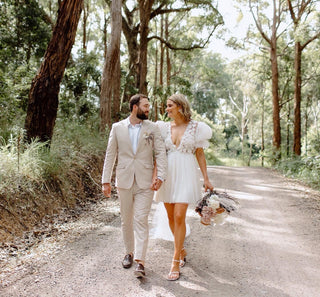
[
  {"x1": 120, "y1": 118, "x2": 134, "y2": 154},
  {"x1": 136, "y1": 121, "x2": 147, "y2": 152}
]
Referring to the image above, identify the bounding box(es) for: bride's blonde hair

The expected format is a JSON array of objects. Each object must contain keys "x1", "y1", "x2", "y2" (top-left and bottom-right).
[{"x1": 168, "y1": 94, "x2": 192, "y2": 121}]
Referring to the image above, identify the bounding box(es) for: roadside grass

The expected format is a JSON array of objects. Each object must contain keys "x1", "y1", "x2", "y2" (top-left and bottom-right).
[
  {"x1": 276, "y1": 156, "x2": 320, "y2": 190},
  {"x1": 0, "y1": 122, "x2": 108, "y2": 242}
]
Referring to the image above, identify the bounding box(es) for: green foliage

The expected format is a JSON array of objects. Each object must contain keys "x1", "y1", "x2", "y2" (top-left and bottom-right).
[
  {"x1": 276, "y1": 156, "x2": 320, "y2": 190},
  {"x1": 59, "y1": 51, "x2": 102, "y2": 123},
  {"x1": 0, "y1": 0, "x2": 51, "y2": 66},
  {"x1": 0, "y1": 121, "x2": 107, "y2": 196},
  {"x1": 190, "y1": 53, "x2": 231, "y2": 122},
  {"x1": 0, "y1": 0, "x2": 51, "y2": 139}
]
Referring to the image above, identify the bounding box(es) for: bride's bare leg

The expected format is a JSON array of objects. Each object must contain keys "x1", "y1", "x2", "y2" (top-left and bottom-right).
[
  {"x1": 173, "y1": 204, "x2": 188, "y2": 259},
  {"x1": 165, "y1": 203, "x2": 188, "y2": 266},
  {"x1": 164, "y1": 203, "x2": 175, "y2": 235},
  {"x1": 165, "y1": 203, "x2": 188, "y2": 280}
]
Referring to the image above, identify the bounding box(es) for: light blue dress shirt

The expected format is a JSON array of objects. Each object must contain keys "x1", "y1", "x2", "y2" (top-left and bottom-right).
[{"x1": 126, "y1": 118, "x2": 142, "y2": 155}]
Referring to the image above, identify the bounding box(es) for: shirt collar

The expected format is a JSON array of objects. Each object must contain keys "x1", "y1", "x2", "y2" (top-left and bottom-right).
[{"x1": 126, "y1": 117, "x2": 142, "y2": 128}]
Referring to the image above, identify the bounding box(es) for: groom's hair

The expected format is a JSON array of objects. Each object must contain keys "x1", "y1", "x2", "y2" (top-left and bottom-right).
[{"x1": 129, "y1": 94, "x2": 148, "y2": 111}]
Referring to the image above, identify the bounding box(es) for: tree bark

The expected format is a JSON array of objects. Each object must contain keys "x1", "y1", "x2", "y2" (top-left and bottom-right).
[
  {"x1": 112, "y1": 57, "x2": 121, "y2": 123},
  {"x1": 138, "y1": 0, "x2": 155, "y2": 94},
  {"x1": 25, "y1": 0, "x2": 83, "y2": 143},
  {"x1": 287, "y1": 0, "x2": 320, "y2": 156},
  {"x1": 82, "y1": 1, "x2": 89, "y2": 52},
  {"x1": 159, "y1": 14, "x2": 165, "y2": 114},
  {"x1": 293, "y1": 42, "x2": 302, "y2": 155},
  {"x1": 261, "y1": 93, "x2": 265, "y2": 167},
  {"x1": 100, "y1": 0, "x2": 122, "y2": 132},
  {"x1": 270, "y1": 35, "x2": 281, "y2": 152},
  {"x1": 249, "y1": 0, "x2": 282, "y2": 157},
  {"x1": 165, "y1": 12, "x2": 171, "y2": 87},
  {"x1": 121, "y1": 3, "x2": 139, "y2": 102},
  {"x1": 286, "y1": 101, "x2": 291, "y2": 157},
  {"x1": 153, "y1": 34, "x2": 158, "y2": 121}
]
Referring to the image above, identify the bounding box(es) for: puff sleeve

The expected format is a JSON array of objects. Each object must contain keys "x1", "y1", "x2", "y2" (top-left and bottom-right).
[
  {"x1": 195, "y1": 121, "x2": 212, "y2": 149},
  {"x1": 156, "y1": 120, "x2": 169, "y2": 140}
]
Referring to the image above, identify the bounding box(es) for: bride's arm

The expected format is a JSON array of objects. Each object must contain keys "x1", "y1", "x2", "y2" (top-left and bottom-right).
[{"x1": 195, "y1": 148, "x2": 214, "y2": 192}]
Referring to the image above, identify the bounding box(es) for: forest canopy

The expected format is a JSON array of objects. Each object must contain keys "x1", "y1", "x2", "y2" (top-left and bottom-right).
[{"x1": 0, "y1": 0, "x2": 320, "y2": 185}]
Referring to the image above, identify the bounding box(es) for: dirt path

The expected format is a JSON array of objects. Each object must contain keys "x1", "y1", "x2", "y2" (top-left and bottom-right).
[{"x1": 1, "y1": 166, "x2": 320, "y2": 297}]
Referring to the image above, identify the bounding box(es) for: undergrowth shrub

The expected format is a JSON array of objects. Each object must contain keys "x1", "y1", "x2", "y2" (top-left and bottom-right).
[
  {"x1": 0, "y1": 123, "x2": 108, "y2": 242},
  {"x1": 276, "y1": 155, "x2": 320, "y2": 190}
]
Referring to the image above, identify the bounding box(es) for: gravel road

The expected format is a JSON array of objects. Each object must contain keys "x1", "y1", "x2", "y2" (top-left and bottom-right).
[{"x1": 1, "y1": 166, "x2": 320, "y2": 297}]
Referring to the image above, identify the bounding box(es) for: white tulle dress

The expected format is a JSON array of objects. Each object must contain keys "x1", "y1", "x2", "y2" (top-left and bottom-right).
[
  {"x1": 155, "y1": 120, "x2": 212, "y2": 204},
  {"x1": 150, "y1": 120, "x2": 212, "y2": 241}
]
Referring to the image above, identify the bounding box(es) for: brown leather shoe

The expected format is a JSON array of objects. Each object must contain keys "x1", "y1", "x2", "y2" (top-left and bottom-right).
[
  {"x1": 122, "y1": 254, "x2": 133, "y2": 269},
  {"x1": 134, "y1": 263, "x2": 145, "y2": 278}
]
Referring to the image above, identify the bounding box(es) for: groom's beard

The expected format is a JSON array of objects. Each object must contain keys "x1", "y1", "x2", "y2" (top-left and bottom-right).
[{"x1": 137, "y1": 107, "x2": 148, "y2": 120}]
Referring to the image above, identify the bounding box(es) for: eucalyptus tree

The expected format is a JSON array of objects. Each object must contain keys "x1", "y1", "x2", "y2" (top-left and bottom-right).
[
  {"x1": 25, "y1": 0, "x2": 83, "y2": 143},
  {"x1": 300, "y1": 42, "x2": 320, "y2": 155},
  {"x1": 286, "y1": 0, "x2": 320, "y2": 156},
  {"x1": 248, "y1": 0, "x2": 287, "y2": 158},
  {"x1": 105, "y1": 0, "x2": 223, "y2": 97},
  {"x1": 100, "y1": 0, "x2": 122, "y2": 131}
]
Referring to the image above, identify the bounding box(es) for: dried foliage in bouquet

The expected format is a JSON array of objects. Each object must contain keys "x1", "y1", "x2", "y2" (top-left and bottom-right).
[{"x1": 195, "y1": 190, "x2": 239, "y2": 226}]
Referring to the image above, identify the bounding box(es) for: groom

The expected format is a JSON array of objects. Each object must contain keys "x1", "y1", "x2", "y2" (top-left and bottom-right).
[{"x1": 101, "y1": 94, "x2": 167, "y2": 278}]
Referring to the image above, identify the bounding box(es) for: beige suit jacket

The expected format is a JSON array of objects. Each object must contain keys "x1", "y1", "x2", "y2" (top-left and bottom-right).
[{"x1": 101, "y1": 118, "x2": 167, "y2": 189}]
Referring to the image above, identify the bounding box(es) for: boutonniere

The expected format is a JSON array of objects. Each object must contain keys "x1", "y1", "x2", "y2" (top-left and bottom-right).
[{"x1": 143, "y1": 132, "x2": 154, "y2": 146}]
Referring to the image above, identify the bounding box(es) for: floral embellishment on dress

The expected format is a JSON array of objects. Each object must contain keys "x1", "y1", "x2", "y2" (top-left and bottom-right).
[{"x1": 143, "y1": 132, "x2": 154, "y2": 146}]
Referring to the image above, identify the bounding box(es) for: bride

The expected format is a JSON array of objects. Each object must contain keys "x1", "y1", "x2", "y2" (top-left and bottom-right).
[{"x1": 152, "y1": 94, "x2": 213, "y2": 281}]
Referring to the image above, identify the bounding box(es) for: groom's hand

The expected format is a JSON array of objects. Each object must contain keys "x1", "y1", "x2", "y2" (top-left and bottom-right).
[
  {"x1": 102, "y1": 183, "x2": 111, "y2": 197},
  {"x1": 151, "y1": 178, "x2": 162, "y2": 191}
]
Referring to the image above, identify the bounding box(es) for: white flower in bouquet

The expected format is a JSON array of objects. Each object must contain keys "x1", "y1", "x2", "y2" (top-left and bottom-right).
[
  {"x1": 195, "y1": 190, "x2": 239, "y2": 226},
  {"x1": 207, "y1": 196, "x2": 219, "y2": 210}
]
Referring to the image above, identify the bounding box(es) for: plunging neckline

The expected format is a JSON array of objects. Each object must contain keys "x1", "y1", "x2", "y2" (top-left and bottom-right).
[{"x1": 169, "y1": 121, "x2": 191, "y2": 149}]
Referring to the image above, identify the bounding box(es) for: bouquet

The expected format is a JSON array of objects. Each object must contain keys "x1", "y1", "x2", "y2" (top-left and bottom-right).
[{"x1": 195, "y1": 190, "x2": 239, "y2": 226}]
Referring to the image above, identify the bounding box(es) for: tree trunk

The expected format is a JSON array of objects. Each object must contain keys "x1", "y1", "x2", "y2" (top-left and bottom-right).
[
  {"x1": 286, "y1": 101, "x2": 291, "y2": 157},
  {"x1": 138, "y1": 0, "x2": 154, "y2": 94},
  {"x1": 165, "y1": 13, "x2": 171, "y2": 88},
  {"x1": 261, "y1": 94, "x2": 265, "y2": 167},
  {"x1": 153, "y1": 22, "x2": 158, "y2": 122},
  {"x1": 293, "y1": 42, "x2": 302, "y2": 155},
  {"x1": 82, "y1": 1, "x2": 89, "y2": 52},
  {"x1": 270, "y1": 35, "x2": 281, "y2": 154},
  {"x1": 304, "y1": 99, "x2": 308, "y2": 156},
  {"x1": 287, "y1": 0, "x2": 320, "y2": 155},
  {"x1": 25, "y1": 0, "x2": 83, "y2": 143},
  {"x1": 241, "y1": 115, "x2": 245, "y2": 159},
  {"x1": 112, "y1": 57, "x2": 121, "y2": 123},
  {"x1": 103, "y1": 12, "x2": 108, "y2": 59},
  {"x1": 100, "y1": 0, "x2": 122, "y2": 132},
  {"x1": 121, "y1": 7, "x2": 139, "y2": 103},
  {"x1": 249, "y1": 0, "x2": 282, "y2": 158}
]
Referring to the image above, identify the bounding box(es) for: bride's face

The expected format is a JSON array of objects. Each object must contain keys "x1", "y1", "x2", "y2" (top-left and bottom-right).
[{"x1": 166, "y1": 100, "x2": 179, "y2": 119}]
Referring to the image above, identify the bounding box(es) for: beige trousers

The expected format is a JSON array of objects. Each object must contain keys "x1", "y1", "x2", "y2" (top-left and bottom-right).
[{"x1": 117, "y1": 180, "x2": 153, "y2": 262}]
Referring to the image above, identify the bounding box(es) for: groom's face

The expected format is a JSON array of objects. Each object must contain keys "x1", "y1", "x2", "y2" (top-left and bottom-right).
[{"x1": 136, "y1": 98, "x2": 150, "y2": 120}]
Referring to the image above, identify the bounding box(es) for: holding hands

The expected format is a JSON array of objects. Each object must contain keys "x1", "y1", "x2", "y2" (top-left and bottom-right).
[{"x1": 151, "y1": 178, "x2": 163, "y2": 191}]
